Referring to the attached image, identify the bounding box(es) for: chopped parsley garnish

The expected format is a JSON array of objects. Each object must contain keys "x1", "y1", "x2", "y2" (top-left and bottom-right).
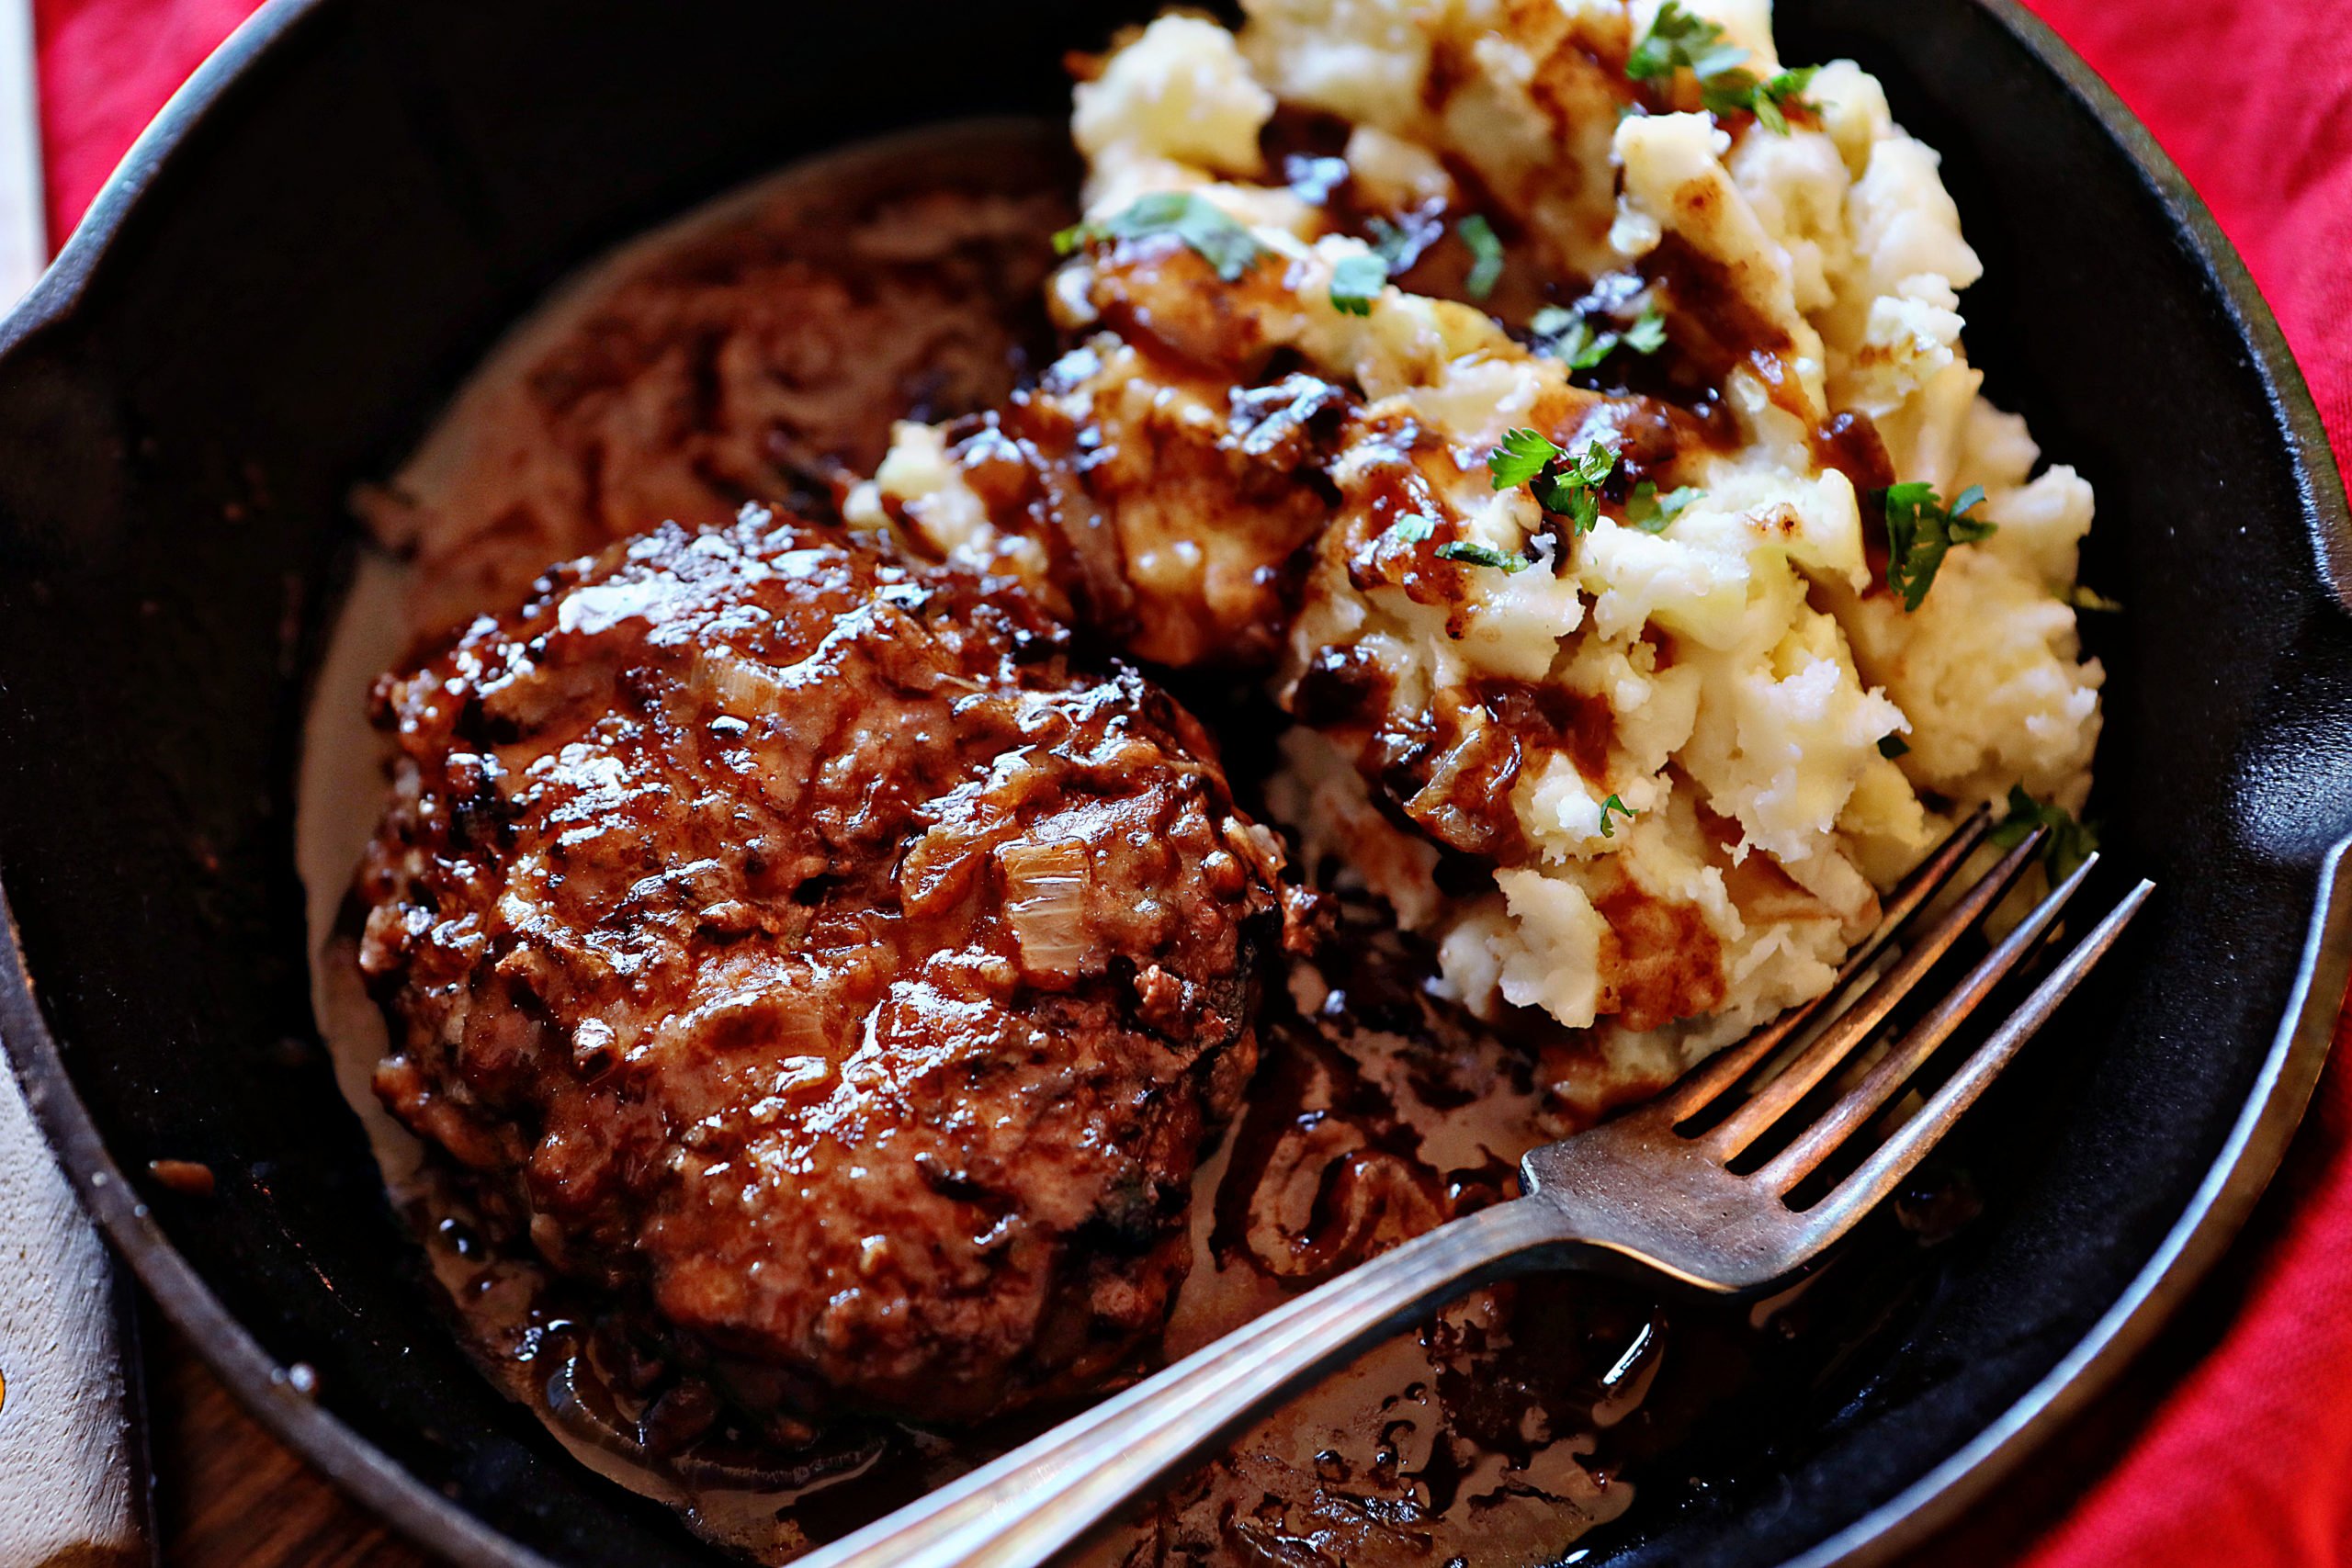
[
  {"x1": 1625, "y1": 479, "x2": 1702, "y2": 533},
  {"x1": 1388, "y1": 512, "x2": 1439, "y2": 544},
  {"x1": 1699, "y1": 72, "x2": 1758, "y2": 118},
  {"x1": 1534, "y1": 437, "x2": 1621, "y2": 533},
  {"x1": 1989, "y1": 784, "x2": 2098, "y2": 881},
  {"x1": 1623, "y1": 305, "x2": 1670, "y2": 354},
  {"x1": 1877, "y1": 733, "x2": 1911, "y2": 759},
  {"x1": 1458, "y1": 214, "x2": 1505, "y2": 299},
  {"x1": 1530, "y1": 305, "x2": 1577, "y2": 336},
  {"x1": 1489, "y1": 428, "x2": 1620, "y2": 536},
  {"x1": 1330, "y1": 250, "x2": 1388, "y2": 316},
  {"x1": 2065, "y1": 583, "x2": 2124, "y2": 613},
  {"x1": 1625, "y1": 3, "x2": 1815, "y2": 134},
  {"x1": 1598, "y1": 795, "x2": 1638, "y2": 838},
  {"x1": 1554, "y1": 490, "x2": 1601, "y2": 535},
  {"x1": 1881, "y1": 480, "x2": 1995, "y2": 612},
  {"x1": 1553, "y1": 318, "x2": 1621, "y2": 369},
  {"x1": 1487, "y1": 427, "x2": 1563, "y2": 490},
  {"x1": 1533, "y1": 304, "x2": 1670, "y2": 368},
  {"x1": 1750, "y1": 66, "x2": 1820, "y2": 135},
  {"x1": 1625, "y1": 1, "x2": 1745, "y2": 82},
  {"x1": 1436, "y1": 539, "x2": 1533, "y2": 573},
  {"x1": 1558, "y1": 435, "x2": 1621, "y2": 490},
  {"x1": 1052, "y1": 192, "x2": 1267, "y2": 282}
]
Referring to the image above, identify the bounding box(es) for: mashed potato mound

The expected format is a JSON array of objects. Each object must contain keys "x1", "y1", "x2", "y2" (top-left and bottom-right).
[{"x1": 852, "y1": 0, "x2": 2103, "y2": 1105}]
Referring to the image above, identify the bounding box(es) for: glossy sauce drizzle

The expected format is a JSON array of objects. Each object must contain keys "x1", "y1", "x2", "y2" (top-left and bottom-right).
[{"x1": 300, "y1": 119, "x2": 1960, "y2": 1568}]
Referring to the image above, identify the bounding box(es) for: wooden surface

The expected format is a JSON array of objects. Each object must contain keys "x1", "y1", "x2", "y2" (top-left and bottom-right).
[
  {"x1": 148, "y1": 1323, "x2": 417, "y2": 1568},
  {"x1": 149, "y1": 1085, "x2": 2326, "y2": 1568}
]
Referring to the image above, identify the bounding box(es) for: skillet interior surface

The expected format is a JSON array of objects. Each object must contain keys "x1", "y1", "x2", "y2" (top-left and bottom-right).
[{"x1": 1, "y1": 1, "x2": 2348, "y2": 1564}]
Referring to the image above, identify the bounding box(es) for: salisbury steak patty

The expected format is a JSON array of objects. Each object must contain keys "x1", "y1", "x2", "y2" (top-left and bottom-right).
[{"x1": 358, "y1": 509, "x2": 1292, "y2": 1420}]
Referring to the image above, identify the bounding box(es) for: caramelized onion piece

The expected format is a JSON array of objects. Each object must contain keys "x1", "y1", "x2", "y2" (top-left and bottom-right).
[
  {"x1": 997, "y1": 838, "x2": 1097, "y2": 982},
  {"x1": 693, "y1": 649, "x2": 794, "y2": 717}
]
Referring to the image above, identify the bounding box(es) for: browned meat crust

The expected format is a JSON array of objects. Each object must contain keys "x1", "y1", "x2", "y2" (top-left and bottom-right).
[{"x1": 356, "y1": 509, "x2": 1294, "y2": 1421}]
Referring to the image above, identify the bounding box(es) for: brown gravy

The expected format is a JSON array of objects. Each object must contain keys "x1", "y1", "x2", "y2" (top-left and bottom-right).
[
  {"x1": 302, "y1": 118, "x2": 1963, "y2": 1568},
  {"x1": 397, "y1": 896, "x2": 1955, "y2": 1566},
  {"x1": 406, "y1": 908, "x2": 1654, "y2": 1564}
]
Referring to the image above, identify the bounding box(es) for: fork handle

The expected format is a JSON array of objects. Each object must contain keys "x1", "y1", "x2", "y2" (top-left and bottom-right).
[{"x1": 798, "y1": 1197, "x2": 1579, "y2": 1568}]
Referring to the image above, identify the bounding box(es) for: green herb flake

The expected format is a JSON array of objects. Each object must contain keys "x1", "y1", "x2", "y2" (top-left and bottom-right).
[
  {"x1": 1988, "y1": 784, "x2": 2098, "y2": 881},
  {"x1": 1623, "y1": 306, "x2": 1670, "y2": 354},
  {"x1": 1598, "y1": 794, "x2": 1638, "y2": 838},
  {"x1": 1566, "y1": 321, "x2": 1620, "y2": 369},
  {"x1": 1491, "y1": 431, "x2": 1619, "y2": 537},
  {"x1": 1628, "y1": 4, "x2": 1815, "y2": 134},
  {"x1": 1330, "y1": 250, "x2": 1388, "y2": 316},
  {"x1": 1488, "y1": 427, "x2": 1564, "y2": 491},
  {"x1": 1536, "y1": 304, "x2": 1668, "y2": 368},
  {"x1": 1877, "y1": 733, "x2": 1910, "y2": 759},
  {"x1": 1566, "y1": 437, "x2": 1618, "y2": 488},
  {"x1": 1436, "y1": 539, "x2": 1532, "y2": 574},
  {"x1": 1625, "y1": 479, "x2": 1702, "y2": 533},
  {"x1": 1532, "y1": 438, "x2": 1620, "y2": 535},
  {"x1": 1531, "y1": 310, "x2": 1606, "y2": 368},
  {"x1": 1699, "y1": 67, "x2": 1763, "y2": 119},
  {"x1": 1751, "y1": 66, "x2": 1820, "y2": 135},
  {"x1": 1949, "y1": 484, "x2": 1993, "y2": 529},
  {"x1": 1458, "y1": 214, "x2": 1505, "y2": 299},
  {"x1": 2065, "y1": 584, "x2": 2124, "y2": 613},
  {"x1": 1540, "y1": 479, "x2": 1602, "y2": 534},
  {"x1": 1057, "y1": 191, "x2": 1269, "y2": 283},
  {"x1": 1882, "y1": 480, "x2": 1998, "y2": 612},
  {"x1": 1690, "y1": 39, "x2": 1752, "y2": 78},
  {"x1": 1626, "y1": 1, "x2": 1735, "y2": 82},
  {"x1": 1388, "y1": 512, "x2": 1439, "y2": 544}
]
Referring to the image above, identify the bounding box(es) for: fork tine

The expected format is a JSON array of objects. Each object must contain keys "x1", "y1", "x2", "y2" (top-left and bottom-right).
[
  {"x1": 1797, "y1": 879, "x2": 2154, "y2": 1236},
  {"x1": 1660, "y1": 806, "x2": 1994, "y2": 1123},
  {"x1": 1701, "y1": 823, "x2": 2049, "y2": 1160},
  {"x1": 1758, "y1": 851, "x2": 2100, "y2": 1190}
]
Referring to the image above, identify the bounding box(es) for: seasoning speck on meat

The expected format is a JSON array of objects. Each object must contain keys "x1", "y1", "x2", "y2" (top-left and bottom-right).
[{"x1": 356, "y1": 508, "x2": 1295, "y2": 1421}]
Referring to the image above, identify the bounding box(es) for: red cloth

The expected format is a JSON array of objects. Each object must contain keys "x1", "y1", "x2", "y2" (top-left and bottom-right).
[
  {"x1": 2009, "y1": 10, "x2": 2352, "y2": 1564},
  {"x1": 28, "y1": 1, "x2": 2352, "y2": 1563},
  {"x1": 30, "y1": 0, "x2": 254, "y2": 245}
]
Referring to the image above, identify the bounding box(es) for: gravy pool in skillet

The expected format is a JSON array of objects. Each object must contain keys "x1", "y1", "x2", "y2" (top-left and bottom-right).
[{"x1": 300, "y1": 0, "x2": 2109, "y2": 1557}]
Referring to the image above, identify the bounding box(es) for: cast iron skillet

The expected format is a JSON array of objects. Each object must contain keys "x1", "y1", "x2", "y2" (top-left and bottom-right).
[{"x1": 1, "y1": 0, "x2": 2347, "y2": 1563}]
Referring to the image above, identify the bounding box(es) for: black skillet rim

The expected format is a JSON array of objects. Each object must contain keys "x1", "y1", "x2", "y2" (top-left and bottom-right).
[{"x1": 0, "y1": 1, "x2": 2345, "y2": 1565}]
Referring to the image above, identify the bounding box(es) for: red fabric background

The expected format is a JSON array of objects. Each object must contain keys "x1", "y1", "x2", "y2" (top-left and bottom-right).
[
  {"x1": 2008, "y1": 7, "x2": 2352, "y2": 1560},
  {"x1": 28, "y1": 1, "x2": 2352, "y2": 1562}
]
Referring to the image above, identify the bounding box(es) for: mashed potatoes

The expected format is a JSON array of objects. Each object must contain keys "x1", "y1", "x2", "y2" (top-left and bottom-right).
[{"x1": 854, "y1": 0, "x2": 2102, "y2": 1101}]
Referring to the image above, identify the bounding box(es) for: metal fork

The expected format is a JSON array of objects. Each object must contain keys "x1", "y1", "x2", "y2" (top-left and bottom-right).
[{"x1": 800, "y1": 811, "x2": 2154, "y2": 1568}]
